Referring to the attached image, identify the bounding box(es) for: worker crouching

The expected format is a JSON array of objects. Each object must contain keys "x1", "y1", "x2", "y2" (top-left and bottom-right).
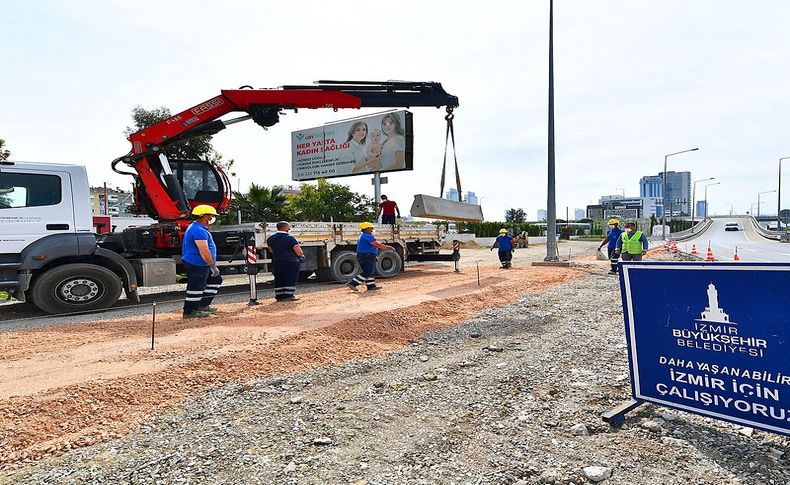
[
  {"x1": 181, "y1": 205, "x2": 223, "y2": 319},
  {"x1": 267, "y1": 221, "x2": 305, "y2": 302},
  {"x1": 347, "y1": 222, "x2": 394, "y2": 291}
]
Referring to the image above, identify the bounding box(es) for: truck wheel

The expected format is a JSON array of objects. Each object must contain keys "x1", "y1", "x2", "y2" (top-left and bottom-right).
[
  {"x1": 30, "y1": 263, "x2": 123, "y2": 314},
  {"x1": 314, "y1": 268, "x2": 335, "y2": 282},
  {"x1": 329, "y1": 251, "x2": 361, "y2": 282},
  {"x1": 375, "y1": 250, "x2": 403, "y2": 278}
]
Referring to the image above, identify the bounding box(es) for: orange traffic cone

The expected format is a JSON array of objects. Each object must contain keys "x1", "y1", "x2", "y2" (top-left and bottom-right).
[
  {"x1": 705, "y1": 245, "x2": 715, "y2": 261},
  {"x1": 734, "y1": 247, "x2": 740, "y2": 261},
  {"x1": 690, "y1": 244, "x2": 698, "y2": 256}
]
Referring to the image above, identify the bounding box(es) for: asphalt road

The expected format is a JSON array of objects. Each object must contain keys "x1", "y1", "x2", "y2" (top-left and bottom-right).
[{"x1": 679, "y1": 216, "x2": 790, "y2": 262}]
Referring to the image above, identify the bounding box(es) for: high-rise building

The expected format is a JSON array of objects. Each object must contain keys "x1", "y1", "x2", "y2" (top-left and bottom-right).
[
  {"x1": 464, "y1": 191, "x2": 478, "y2": 205},
  {"x1": 696, "y1": 200, "x2": 708, "y2": 218},
  {"x1": 445, "y1": 188, "x2": 459, "y2": 201},
  {"x1": 639, "y1": 175, "x2": 663, "y2": 198},
  {"x1": 574, "y1": 208, "x2": 585, "y2": 221},
  {"x1": 537, "y1": 209, "x2": 547, "y2": 221},
  {"x1": 640, "y1": 171, "x2": 691, "y2": 216}
]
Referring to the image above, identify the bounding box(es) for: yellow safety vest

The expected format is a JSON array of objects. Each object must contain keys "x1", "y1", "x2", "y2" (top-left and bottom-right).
[{"x1": 621, "y1": 231, "x2": 644, "y2": 254}]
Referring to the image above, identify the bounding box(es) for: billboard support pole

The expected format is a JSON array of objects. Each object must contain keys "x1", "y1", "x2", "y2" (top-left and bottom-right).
[{"x1": 373, "y1": 172, "x2": 382, "y2": 204}]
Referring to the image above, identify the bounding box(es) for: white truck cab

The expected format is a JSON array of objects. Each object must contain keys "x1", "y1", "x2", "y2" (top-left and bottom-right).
[
  {"x1": 0, "y1": 161, "x2": 139, "y2": 313},
  {"x1": 0, "y1": 161, "x2": 93, "y2": 251}
]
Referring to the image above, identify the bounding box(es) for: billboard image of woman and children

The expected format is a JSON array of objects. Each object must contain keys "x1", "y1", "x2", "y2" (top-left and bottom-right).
[{"x1": 291, "y1": 110, "x2": 413, "y2": 181}]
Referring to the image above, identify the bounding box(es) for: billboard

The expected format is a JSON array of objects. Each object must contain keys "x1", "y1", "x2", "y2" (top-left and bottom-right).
[
  {"x1": 620, "y1": 261, "x2": 790, "y2": 435},
  {"x1": 291, "y1": 110, "x2": 413, "y2": 181}
]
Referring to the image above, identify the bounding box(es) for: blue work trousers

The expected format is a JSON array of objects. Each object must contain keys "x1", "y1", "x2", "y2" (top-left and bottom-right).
[
  {"x1": 183, "y1": 263, "x2": 223, "y2": 313},
  {"x1": 349, "y1": 253, "x2": 377, "y2": 288},
  {"x1": 272, "y1": 260, "x2": 300, "y2": 300}
]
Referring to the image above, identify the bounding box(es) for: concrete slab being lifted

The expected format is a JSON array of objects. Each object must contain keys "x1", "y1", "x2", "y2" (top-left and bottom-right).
[{"x1": 410, "y1": 194, "x2": 484, "y2": 222}]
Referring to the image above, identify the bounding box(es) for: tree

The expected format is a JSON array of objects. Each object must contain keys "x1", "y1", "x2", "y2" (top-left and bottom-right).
[
  {"x1": 0, "y1": 138, "x2": 10, "y2": 161},
  {"x1": 124, "y1": 106, "x2": 235, "y2": 176},
  {"x1": 505, "y1": 208, "x2": 526, "y2": 223},
  {"x1": 288, "y1": 179, "x2": 376, "y2": 222},
  {"x1": 220, "y1": 183, "x2": 287, "y2": 224}
]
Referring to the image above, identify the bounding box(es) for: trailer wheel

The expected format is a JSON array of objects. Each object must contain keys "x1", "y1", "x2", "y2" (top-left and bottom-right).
[
  {"x1": 30, "y1": 263, "x2": 123, "y2": 315},
  {"x1": 314, "y1": 268, "x2": 334, "y2": 282},
  {"x1": 329, "y1": 250, "x2": 361, "y2": 282},
  {"x1": 375, "y1": 250, "x2": 402, "y2": 278}
]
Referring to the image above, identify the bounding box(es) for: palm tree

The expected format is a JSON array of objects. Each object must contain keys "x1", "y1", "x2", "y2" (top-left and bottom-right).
[{"x1": 221, "y1": 184, "x2": 287, "y2": 224}]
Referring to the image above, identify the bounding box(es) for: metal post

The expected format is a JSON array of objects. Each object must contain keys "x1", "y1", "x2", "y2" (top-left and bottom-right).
[
  {"x1": 103, "y1": 182, "x2": 109, "y2": 216},
  {"x1": 703, "y1": 182, "x2": 719, "y2": 222},
  {"x1": 661, "y1": 156, "x2": 668, "y2": 240},
  {"x1": 373, "y1": 172, "x2": 381, "y2": 204},
  {"x1": 758, "y1": 190, "x2": 776, "y2": 219},
  {"x1": 237, "y1": 209, "x2": 242, "y2": 225},
  {"x1": 779, "y1": 157, "x2": 790, "y2": 230},
  {"x1": 244, "y1": 232, "x2": 260, "y2": 305},
  {"x1": 661, "y1": 148, "x2": 699, "y2": 240},
  {"x1": 691, "y1": 177, "x2": 714, "y2": 233},
  {"x1": 545, "y1": 0, "x2": 558, "y2": 261},
  {"x1": 452, "y1": 240, "x2": 461, "y2": 273},
  {"x1": 151, "y1": 302, "x2": 156, "y2": 350}
]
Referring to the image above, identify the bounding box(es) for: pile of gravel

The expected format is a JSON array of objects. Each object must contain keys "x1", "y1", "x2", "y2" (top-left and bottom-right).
[{"x1": 3, "y1": 273, "x2": 788, "y2": 484}]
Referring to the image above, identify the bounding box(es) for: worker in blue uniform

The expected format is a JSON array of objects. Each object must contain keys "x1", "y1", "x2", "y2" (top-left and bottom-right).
[
  {"x1": 181, "y1": 204, "x2": 223, "y2": 319},
  {"x1": 346, "y1": 222, "x2": 394, "y2": 291},
  {"x1": 266, "y1": 221, "x2": 305, "y2": 302},
  {"x1": 491, "y1": 228, "x2": 515, "y2": 269},
  {"x1": 598, "y1": 219, "x2": 624, "y2": 275}
]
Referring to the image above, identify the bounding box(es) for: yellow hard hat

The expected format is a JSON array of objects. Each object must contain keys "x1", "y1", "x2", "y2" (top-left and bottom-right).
[
  {"x1": 192, "y1": 204, "x2": 219, "y2": 217},
  {"x1": 359, "y1": 222, "x2": 374, "y2": 230},
  {"x1": 608, "y1": 219, "x2": 619, "y2": 225},
  {"x1": 499, "y1": 228, "x2": 508, "y2": 234}
]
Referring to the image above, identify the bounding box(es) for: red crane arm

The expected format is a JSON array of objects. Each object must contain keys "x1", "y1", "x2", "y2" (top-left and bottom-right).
[{"x1": 114, "y1": 81, "x2": 458, "y2": 222}]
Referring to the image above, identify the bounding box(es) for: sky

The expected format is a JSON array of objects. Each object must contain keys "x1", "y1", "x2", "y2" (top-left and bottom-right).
[{"x1": 3, "y1": 0, "x2": 790, "y2": 220}]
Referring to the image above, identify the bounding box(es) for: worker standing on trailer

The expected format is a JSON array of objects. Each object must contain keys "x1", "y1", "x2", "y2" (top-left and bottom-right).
[
  {"x1": 347, "y1": 222, "x2": 394, "y2": 291},
  {"x1": 598, "y1": 219, "x2": 624, "y2": 275},
  {"x1": 614, "y1": 222, "x2": 649, "y2": 262},
  {"x1": 377, "y1": 195, "x2": 400, "y2": 225},
  {"x1": 491, "y1": 228, "x2": 515, "y2": 269},
  {"x1": 267, "y1": 221, "x2": 305, "y2": 302},
  {"x1": 181, "y1": 205, "x2": 223, "y2": 319}
]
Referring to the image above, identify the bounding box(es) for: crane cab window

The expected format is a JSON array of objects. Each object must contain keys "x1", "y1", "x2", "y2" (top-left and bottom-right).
[
  {"x1": 168, "y1": 159, "x2": 222, "y2": 204},
  {"x1": 0, "y1": 172, "x2": 61, "y2": 209}
]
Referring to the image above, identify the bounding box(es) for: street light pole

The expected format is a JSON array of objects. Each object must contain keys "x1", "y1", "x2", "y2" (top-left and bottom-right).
[
  {"x1": 758, "y1": 189, "x2": 777, "y2": 218},
  {"x1": 779, "y1": 157, "x2": 790, "y2": 230},
  {"x1": 703, "y1": 182, "x2": 720, "y2": 221},
  {"x1": 691, "y1": 177, "x2": 714, "y2": 232},
  {"x1": 662, "y1": 147, "x2": 699, "y2": 240},
  {"x1": 544, "y1": 0, "x2": 558, "y2": 261}
]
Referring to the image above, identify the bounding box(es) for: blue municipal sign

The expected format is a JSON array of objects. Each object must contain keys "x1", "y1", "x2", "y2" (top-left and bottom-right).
[{"x1": 620, "y1": 261, "x2": 790, "y2": 435}]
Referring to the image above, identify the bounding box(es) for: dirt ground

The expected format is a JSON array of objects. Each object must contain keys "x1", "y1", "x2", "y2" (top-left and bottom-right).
[{"x1": 0, "y1": 244, "x2": 600, "y2": 469}]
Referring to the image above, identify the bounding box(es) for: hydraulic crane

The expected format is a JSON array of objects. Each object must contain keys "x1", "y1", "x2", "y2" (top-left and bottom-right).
[{"x1": 112, "y1": 80, "x2": 459, "y2": 225}]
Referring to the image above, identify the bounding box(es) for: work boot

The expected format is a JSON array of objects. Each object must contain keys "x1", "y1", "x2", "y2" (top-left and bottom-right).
[
  {"x1": 346, "y1": 282, "x2": 359, "y2": 292},
  {"x1": 366, "y1": 285, "x2": 382, "y2": 291},
  {"x1": 197, "y1": 306, "x2": 218, "y2": 313},
  {"x1": 278, "y1": 295, "x2": 300, "y2": 302},
  {"x1": 183, "y1": 310, "x2": 210, "y2": 319}
]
